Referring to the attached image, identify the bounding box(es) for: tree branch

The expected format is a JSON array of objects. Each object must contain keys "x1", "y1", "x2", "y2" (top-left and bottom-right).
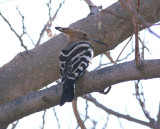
[
  {"x1": 0, "y1": 11, "x2": 28, "y2": 51},
  {"x1": 53, "y1": 107, "x2": 60, "y2": 129},
  {"x1": 82, "y1": 95, "x2": 151, "y2": 127},
  {"x1": 72, "y1": 99, "x2": 86, "y2": 129},
  {"x1": 36, "y1": 0, "x2": 65, "y2": 45},
  {"x1": 0, "y1": 0, "x2": 160, "y2": 106},
  {"x1": 134, "y1": 81, "x2": 154, "y2": 123},
  {"x1": 0, "y1": 59, "x2": 160, "y2": 127}
]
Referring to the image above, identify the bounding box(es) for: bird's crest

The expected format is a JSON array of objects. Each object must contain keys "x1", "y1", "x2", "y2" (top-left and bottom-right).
[
  {"x1": 55, "y1": 27, "x2": 89, "y2": 43},
  {"x1": 55, "y1": 27, "x2": 109, "y2": 47}
]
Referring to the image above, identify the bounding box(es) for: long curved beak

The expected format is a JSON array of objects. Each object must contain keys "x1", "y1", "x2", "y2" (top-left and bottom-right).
[{"x1": 90, "y1": 38, "x2": 109, "y2": 47}]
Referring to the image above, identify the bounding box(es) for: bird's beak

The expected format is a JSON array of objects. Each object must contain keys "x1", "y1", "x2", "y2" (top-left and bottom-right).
[
  {"x1": 90, "y1": 38, "x2": 109, "y2": 47},
  {"x1": 55, "y1": 27, "x2": 65, "y2": 32}
]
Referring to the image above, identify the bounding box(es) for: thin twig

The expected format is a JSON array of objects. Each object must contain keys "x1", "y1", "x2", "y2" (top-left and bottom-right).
[
  {"x1": 84, "y1": 99, "x2": 89, "y2": 122},
  {"x1": 115, "y1": 34, "x2": 133, "y2": 63},
  {"x1": 36, "y1": 25, "x2": 47, "y2": 46},
  {"x1": 82, "y1": 94, "x2": 151, "y2": 127},
  {"x1": 47, "y1": 0, "x2": 52, "y2": 19},
  {"x1": 147, "y1": 28, "x2": 160, "y2": 39},
  {"x1": 16, "y1": 6, "x2": 25, "y2": 37},
  {"x1": 54, "y1": 0, "x2": 65, "y2": 19},
  {"x1": 36, "y1": 0, "x2": 65, "y2": 46},
  {"x1": 11, "y1": 120, "x2": 19, "y2": 129},
  {"x1": 134, "y1": 81, "x2": 155, "y2": 123},
  {"x1": 0, "y1": 11, "x2": 28, "y2": 51},
  {"x1": 72, "y1": 99, "x2": 86, "y2": 129},
  {"x1": 41, "y1": 110, "x2": 46, "y2": 129},
  {"x1": 105, "y1": 52, "x2": 116, "y2": 64},
  {"x1": 118, "y1": 117, "x2": 124, "y2": 129},
  {"x1": 139, "y1": 36, "x2": 151, "y2": 59},
  {"x1": 102, "y1": 115, "x2": 110, "y2": 129},
  {"x1": 16, "y1": 7, "x2": 35, "y2": 46},
  {"x1": 53, "y1": 107, "x2": 60, "y2": 129},
  {"x1": 95, "y1": 46, "x2": 134, "y2": 69}
]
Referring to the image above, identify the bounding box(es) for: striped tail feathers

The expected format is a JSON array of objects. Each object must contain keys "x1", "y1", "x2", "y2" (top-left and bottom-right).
[{"x1": 59, "y1": 79, "x2": 75, "y2": 106}]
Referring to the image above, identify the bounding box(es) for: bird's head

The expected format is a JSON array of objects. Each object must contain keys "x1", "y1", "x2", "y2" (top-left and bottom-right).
[
  {"x1": 55, "y1": 27, "x2": 89, "y2": 43},
  {"x1": 55, "y1": 27, "x2": 109, "y2": 47}
]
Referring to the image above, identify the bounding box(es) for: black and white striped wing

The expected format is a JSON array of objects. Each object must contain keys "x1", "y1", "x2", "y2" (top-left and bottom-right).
[{"x1": 59, "y1": 42, "x2": 93, "y2": 82}]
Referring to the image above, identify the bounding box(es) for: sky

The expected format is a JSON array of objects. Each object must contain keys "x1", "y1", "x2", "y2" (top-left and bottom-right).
[{"x1": 0, "y1": 0, "x2": 160, "y2": 129}]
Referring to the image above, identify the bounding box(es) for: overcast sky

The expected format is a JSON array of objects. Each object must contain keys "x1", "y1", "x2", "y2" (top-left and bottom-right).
[{"x1": 0, "y1": 0, "x2": 160, "y2": 129}]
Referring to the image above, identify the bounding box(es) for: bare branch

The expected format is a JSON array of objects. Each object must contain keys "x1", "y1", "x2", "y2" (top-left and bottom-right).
[
  {"x1": 36, "y1": 0, "x2": 65, "y2": 46},
  {"x1": 102, "y1": 114, "x2": 110, "y2": 129},
  {"x1": 118, "y1": 117, "x2": 124, "y2": 129},
  {"x1": 147, "y1": 28, "x2": 160, "y2": 39},
  {"x1": 0, "y1": 12, "x2": 28, "y2": 51},
  {"x1": 16, "y1": 6, "x2": 25, "y2": 36},
  {"x1": 100, "y1": 45, "x2": 134, "y2": 68},
  {"x1": 72, "y1": 99, "x2": 86, "y2": 129},
  {"x1": 41, "y1": 110, "x2": 46, "y2": 129},
  {"x1": 84, "y1": 99, "x2": 89, "y2": 122},
  {"x1": 53, "y1": 107, "x2": 60, "y2": 129},
  {"x1": 105, "y1": 52, "x2": 116, "y2": 64},
  {"x1": 139, "y1": 35, "x2": 151, "y2": 60},
  {"x1": 115, "y1": 34, "x2": 133, "y2": 63},
  {"x1": 54, "y1": 0, "x2": 65, "y2": 20},
  {"x1": 36, "y1": 25, "x2": 47, "y2": 46},
  {"x1": 82, "y1": 95, "x2": 151, "y2": 127},
  {"x1": 134, "y1": 81, "x2": 155, "y2": 123},
  {"x1": 11, "y1": 120, "x2": 19, "y2": 129},
  {"x1": 16, "y1": 7, "x2": 35, "y2": 46}
]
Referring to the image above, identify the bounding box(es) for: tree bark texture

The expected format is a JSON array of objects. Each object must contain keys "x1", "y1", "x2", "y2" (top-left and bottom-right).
[
  {"x1": 0, "y1": 59, "x2": 160, "y2": 127},
  {"x1": 0, "y1": 0, "x2": 160, "y2": 109}
]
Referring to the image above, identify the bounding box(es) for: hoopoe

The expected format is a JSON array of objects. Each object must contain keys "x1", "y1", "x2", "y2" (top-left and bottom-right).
[{"x1": 55, "y1": 27, "x2": 108, "y2": 106}]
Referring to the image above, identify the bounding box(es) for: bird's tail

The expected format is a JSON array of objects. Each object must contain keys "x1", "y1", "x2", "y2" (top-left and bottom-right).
[{"x1": 59, "y1": 80, "x2": 75, "y2": 106}]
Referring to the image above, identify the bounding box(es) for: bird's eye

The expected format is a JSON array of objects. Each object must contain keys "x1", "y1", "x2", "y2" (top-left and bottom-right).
[{"x1": 83, "y1": 34, "x2": 87, "y2": 37}]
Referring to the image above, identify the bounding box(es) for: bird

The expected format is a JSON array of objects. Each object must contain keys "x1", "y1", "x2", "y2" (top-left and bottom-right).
[{"x1": 55, "y1": 27, "x2": 108, "y2": 106}]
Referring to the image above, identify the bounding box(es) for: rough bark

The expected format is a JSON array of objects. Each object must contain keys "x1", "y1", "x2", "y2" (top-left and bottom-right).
[
  {"x1": 0, "y1": 0, "x2": 160, "y2": 108},
  {"x1": 0, "y1": 59, "x2": 160, "y2": 127}
]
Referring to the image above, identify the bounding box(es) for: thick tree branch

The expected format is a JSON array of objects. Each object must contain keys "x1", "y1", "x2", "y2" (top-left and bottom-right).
[
  {"x1": 0, "y1": 0, "x2": 160, "y2": 105},
  {"x1": 0, "y1": 59, "x2": 160, "y2": 127}
]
